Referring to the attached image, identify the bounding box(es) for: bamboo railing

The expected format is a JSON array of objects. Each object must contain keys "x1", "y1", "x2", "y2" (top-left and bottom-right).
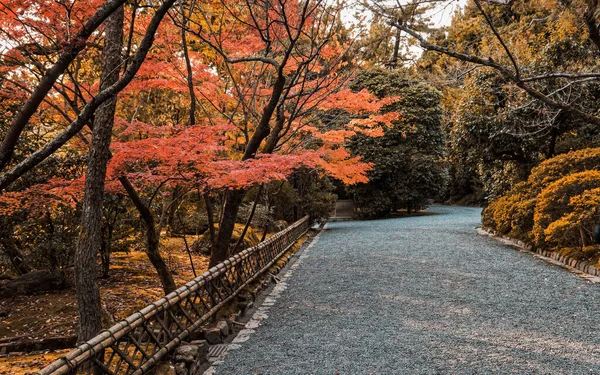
[{"x1": 39, "y1": 216, "x2": 310, "y2": 375}]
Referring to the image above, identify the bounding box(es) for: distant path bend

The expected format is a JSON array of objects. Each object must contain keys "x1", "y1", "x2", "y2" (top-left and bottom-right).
[{"x1": 215, "y1": 205, "x2": 600, "y2": 375}]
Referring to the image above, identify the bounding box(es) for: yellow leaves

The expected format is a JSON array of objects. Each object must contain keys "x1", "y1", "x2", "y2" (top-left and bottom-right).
[
  {"x1": 533, "y1": 170, "x2": 600, "y2": 243},
  {"x1": 484, "y1": 148, "x2": 600, "y2": 249},
  {"x1": 528, "y1": 148, "x2": 600, "y2": 193}
]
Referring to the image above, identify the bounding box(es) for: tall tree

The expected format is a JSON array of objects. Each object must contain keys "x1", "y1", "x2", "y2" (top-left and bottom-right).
[
  {"x1": 181, "y1": 0, "x2": 385, "y2": 266},
  {"x1": 349, "y1": 68, "x2": 446, "y2": 217},
  {"x1": 75, "y1": 5, "x2": 124, "y2": 342}
]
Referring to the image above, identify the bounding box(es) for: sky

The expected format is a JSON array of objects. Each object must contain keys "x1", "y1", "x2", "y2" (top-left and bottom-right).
[
  {"x1": 341, "y1": 0, "x2": 468, "y2": 60},
  {"x1": 429, "y1": 0, "x2": 469, "y2": 27}
]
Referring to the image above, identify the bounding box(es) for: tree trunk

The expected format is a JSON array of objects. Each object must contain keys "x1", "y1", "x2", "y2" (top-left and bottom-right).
[
  {"x1": 390, "y1": 28, "x2": 401, "y2": 68},
  {"x1": 209, "y1": 74, "x2": 287, "y2": 266},
  {"x1": 181, "y1": 17, "x2": 196, "y2": 126},
  {"x1": 119, "y1": 176, "x2": 177, "y2": 294},
  {"x1": 100, "y1": 224, "x2": 113, "y2": 279},
  {"x1": 233, "y1": 185, "x2": 263, "y2": 253},
  {"x1": 203, "y1": 193, "x2": 216, "y2": 245},
  {"x1": 580, "y1": 225, "x2": 590, "y2": 248},
  {"x1": 74, "y1": 6, "x2": 124, "y2": 343},
  {"x1": 209, "y1": 190, "x2": 245, "y2": 267},
  {"x1": 0, "y1": 237, "x2": 32, "y2": 276},
  {"x1": 546, "y1": 127, "x2": 558, "y2": 159}
]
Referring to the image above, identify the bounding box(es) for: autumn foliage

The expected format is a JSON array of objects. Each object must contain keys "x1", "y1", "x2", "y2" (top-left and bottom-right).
[
  {"x1": 0, "y1": 0, "x2": 402, "y2": 282},
  {"x1": 483, "y1": 148, "x2": 600, "y2": 263}
]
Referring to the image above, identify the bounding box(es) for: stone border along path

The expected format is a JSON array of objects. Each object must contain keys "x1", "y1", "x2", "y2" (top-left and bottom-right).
[
  {"x1": 205, "y1": 205, "x2": 600, "y2": 375},
  {"x1": 478, "y1": 227, "x2": 600, "y2": 283}
]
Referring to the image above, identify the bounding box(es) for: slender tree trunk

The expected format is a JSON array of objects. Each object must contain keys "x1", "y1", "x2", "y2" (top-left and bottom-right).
[
  {"x1": 209, "y1": 75, "x2": 287, "y2": 266},
  {"x1": 203, "y1": 193, "x2": 216, "y2": 245},
  {"x1": 261, "y1": 190, "x2": 271, "y2": 242},
  {"x1": 546, "y1": 127, "x2": 558, "y2": 159},
  {"x1": 233, "y1": 185, "x2": 263, "y2": 253},
  {"x1": 119, "y1": 176, "x2": 177, "y2": 294},
  {"x1": 181, "y1": 19, "x2": 196, "y2": 126},
  {"x1": 165, "y1": 187, "x2": 181, "y2": 234},
  {"x1": 209, "y1": 190, "x2": 245, "y2": 267},
  {"x1": 176, "y1": 210, "x2": 197, "y2": 278},
  {"x1": 391, "y1": 28, "x2": 401, "y2": 68},
  {"x1": 100, "y1": 224, "x2": 113, "y2": 278},
  {"x1": 75, "y1": 6, "x2": 124, "y2": 342},
  {"x1": 580, "y1": 225, "x2": 590, "y2": 248}
]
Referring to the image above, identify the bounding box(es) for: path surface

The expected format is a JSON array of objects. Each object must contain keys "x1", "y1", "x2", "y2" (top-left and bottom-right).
[
  {"x1": 214, "y1": 206, "x2": 600, "y2": 375},
  {"x1": 332, "y1": 199, "x2": 354, "y2": 220}
]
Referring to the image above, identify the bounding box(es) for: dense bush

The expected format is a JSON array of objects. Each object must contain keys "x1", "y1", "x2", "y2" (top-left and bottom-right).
[
  {"x1": 533, "y1": 171, "x2": 600, "y2": 246},
  {"x1": 527, "y1": 148, "x2": 600, "y2": 192},
  {"x1": 483, "y1": 148, "x2": 600, "y2": 260},
  {"x1": 482, "y1": 182, "x2": 536, "y2": 241}
]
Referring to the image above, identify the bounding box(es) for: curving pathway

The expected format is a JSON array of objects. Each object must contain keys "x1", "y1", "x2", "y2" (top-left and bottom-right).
[{"x1": 213, "y1": 205, "x2": 600, "y2": 375}]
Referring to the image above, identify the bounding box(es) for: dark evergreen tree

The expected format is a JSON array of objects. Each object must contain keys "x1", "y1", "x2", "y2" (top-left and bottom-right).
[{"x1": 349, "y1": 69, "x2": 447, "y2": 218}]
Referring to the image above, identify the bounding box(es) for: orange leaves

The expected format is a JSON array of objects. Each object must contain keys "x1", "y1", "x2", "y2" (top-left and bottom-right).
[
  {"x1": 319, "y1": 89, "x2": 381, "y2": 114},
  {"x1": 349, "y1": 112, "x2": 401, "y2": 130},
  {"x1": 208, "y1": 155, "x2": 308, "y2": 189},
  {"x1": 312, "y1": 129, "x2": 356, "y2": 144},
  {"x1": 108, "y1": 122, "x2": 232, "y2": 188},
  {"x1": 313, "y1": 149, "x2": 371, "y2": 184},
  {"x1": 318, "y1": 89, "x2": 401, "y2": 114},
  {"x1": 0, "y1": 178, "x2": 83, "y2": 217}
]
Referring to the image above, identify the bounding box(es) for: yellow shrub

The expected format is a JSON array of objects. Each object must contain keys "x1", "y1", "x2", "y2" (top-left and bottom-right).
[
  {"x1": 482, "y1": 182, "x2": 535, "y2": 239},
  {"x1": 481, "y1": 199, "x2": 499, "y2": 230},
  {"x1": 510, "y1": 196, "x2": 536, "y2": 240},
  {"x1": 492, "y1": 194, "x2": 521, "y2": 234},
  {"x1": 528, "y1": 147, "x2": 600, "y2": 193},
  {"x1": 533, "y1": 171, "x2": 600, "y2": 247},
  {"x1": 543, "y1": 188, "x2": 600, "y2": 248},
  {"x1": 484, "y1": 149, "x2": 600, "y2": 251}
]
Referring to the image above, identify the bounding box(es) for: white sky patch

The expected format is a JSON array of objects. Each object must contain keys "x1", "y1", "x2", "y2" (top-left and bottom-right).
[
  {"x1": 429, "y1": 0, "x2": 468, "y2": 27},
  {"x1": 342, "y1": 0, "x2": 468, "y2": 62}
]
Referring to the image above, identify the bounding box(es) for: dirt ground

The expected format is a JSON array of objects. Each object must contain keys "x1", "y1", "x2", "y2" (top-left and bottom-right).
[{"x1": 0, "y1": 236, "x2": 209, "y2": 374}]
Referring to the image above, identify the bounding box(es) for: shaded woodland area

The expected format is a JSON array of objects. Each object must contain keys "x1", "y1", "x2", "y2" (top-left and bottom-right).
[{"x1": 2, "y1": 0, "x2": 600, "y2": 372}]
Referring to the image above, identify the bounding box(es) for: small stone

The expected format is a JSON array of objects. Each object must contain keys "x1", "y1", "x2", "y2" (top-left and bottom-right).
[
  {"x1": 217, "y1": 320, "x2": 229, "y2": 336},
  {"x1": 174, "y1": 362, "x2": 187, "y2": 375},
  {"x1": 190, "y1": 340, "x2": 209, "y2": 360},
  {"x1": 174, "y1": 345, "x2": 199, "y2": 364},
  {"x1": 203, "y1": 327, "x2": 223, "y2": 344}
]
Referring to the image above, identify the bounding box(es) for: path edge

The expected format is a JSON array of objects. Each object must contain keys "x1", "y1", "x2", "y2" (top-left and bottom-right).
[
  {"x1": 477, "y1": 226, "x2": 600, "y2": 282},
  {"x1": 201, "y1": 223, "x2": 328, "y2": 374}
]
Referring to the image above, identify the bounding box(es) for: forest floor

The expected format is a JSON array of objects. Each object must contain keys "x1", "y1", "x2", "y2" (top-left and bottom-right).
[{"x1": 0, "y1": 235, "x2": 208, "y2": 375}]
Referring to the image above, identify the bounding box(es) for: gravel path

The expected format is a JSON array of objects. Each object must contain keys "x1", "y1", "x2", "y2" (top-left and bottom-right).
[{"x1": 214, "y1": 205, "x2": 600, "y2": 374}]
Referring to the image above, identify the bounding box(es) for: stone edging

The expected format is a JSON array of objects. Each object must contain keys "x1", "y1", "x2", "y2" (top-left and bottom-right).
[{"x1": 478, "y1": 226, "x2": 600, "y2": 279}]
